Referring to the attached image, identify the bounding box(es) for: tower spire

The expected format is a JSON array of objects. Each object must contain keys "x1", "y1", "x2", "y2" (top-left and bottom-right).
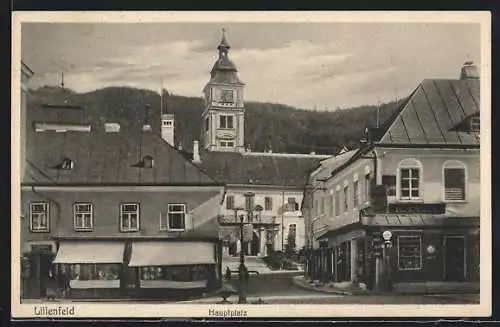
[{"x1": 218, "y1": 28, "x2": 230, "y2": 58}]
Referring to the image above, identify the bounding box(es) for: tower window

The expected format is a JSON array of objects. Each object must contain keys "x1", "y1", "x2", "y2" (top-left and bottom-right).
[
  {"x1": 219, "y1": 141, "x2": 234, "y2": 148},
  {"x1": 221, "y1": 89, "x2": 234, "y2": 103},
  {"x1": 205, "y1": 117, "x2": 210, "y2": 131},
  {"x1": 219, "y1": 115, "x2": 234, "y2": 129},
  {"x1": 163, "y1": 120, "x2": 173, "y2": 127}
]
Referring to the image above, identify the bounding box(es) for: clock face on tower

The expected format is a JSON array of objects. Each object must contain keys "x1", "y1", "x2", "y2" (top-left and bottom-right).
[{"x1": 221, "y1": 89, "x2": 234, "y2": 103}]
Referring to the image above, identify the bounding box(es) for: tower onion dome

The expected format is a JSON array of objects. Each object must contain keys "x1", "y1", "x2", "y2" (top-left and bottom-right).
[{"x1": 209, "y1": 29, "x2": 244, "y2": 85}]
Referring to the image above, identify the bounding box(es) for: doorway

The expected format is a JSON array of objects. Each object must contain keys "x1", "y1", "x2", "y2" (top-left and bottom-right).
[
  {"x1": 444, "y1": 236, "x2": 466, "y2": 281},
  {"x1": 38, "y1": 252, "x2": 56, "y2": 297},
  {"x1": 250, "y1": 231, "x2": 260, "y2": 256}
]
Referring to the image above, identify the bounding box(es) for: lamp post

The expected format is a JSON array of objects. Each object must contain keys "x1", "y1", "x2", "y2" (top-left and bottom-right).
[{"x1": 238, "y1": 191, "x2": 255, "y2": 304}]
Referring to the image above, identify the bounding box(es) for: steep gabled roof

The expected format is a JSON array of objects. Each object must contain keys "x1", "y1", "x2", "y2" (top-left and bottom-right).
[
  {"x1": 379, "y1": 79, "x2": 480, "y2": 145},
  {"x1": 24, "y1": 131, "x2": 221, "y2": 186},
  {"x1": 196, "y1": 151, "x2": 326, "y2": 188}
]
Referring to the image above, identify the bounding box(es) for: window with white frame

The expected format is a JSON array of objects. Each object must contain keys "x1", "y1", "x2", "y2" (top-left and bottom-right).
[
  {"x1": 343, "y1": 185, "x2": 349, "y2": 212},
  {"x1": 165, "y1": 204, "x2": 186, "y2": 230},
  {"x1": 219, "y1": 115, "x2": 234, "y2": 129},
  {"x1": 120, "y1": 203, "x2": 139, "y2": 232},
  {"x1": 30, "y1": 202, "x2": 49, "y2": 232},
  {"x1": 443, "y1": 161, "x2": 466, "y2": 201},
  {"x1": 74, "y1": 203, "x2": 93, "y2": 231},
  {"x1": 398, "y1": 159, "x2": 422, "y2": 201},
  {"x1": 334, "y1": 188, "x2": 340, "y2": 217},
  {"x1": 353, "y1": 180, "x2": 359, "y2": 207},
  {"x1": 397, "y1": 235, "x2": 422, "y2": 270}
]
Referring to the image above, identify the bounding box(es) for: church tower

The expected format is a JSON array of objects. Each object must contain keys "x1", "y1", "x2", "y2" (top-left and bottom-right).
[{"x1": 202, "y1": 29, "x2": 245, "y2": 152}]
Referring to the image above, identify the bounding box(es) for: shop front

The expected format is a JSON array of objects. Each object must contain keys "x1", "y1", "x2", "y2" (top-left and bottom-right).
[
  {"x1": 127, "y1": 240, "x2": 221, "y2": 298},
  {"x1": 311, "y1": 215, "x2": 479, "y2": 291},
  {"x1": 52, "y1": 241, "x2": 125, "y2": 298}
]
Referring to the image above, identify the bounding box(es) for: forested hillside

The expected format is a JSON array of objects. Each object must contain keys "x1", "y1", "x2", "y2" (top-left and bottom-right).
[{"x1": 27, "y1": 86, "x2": 402, "y2": 154}]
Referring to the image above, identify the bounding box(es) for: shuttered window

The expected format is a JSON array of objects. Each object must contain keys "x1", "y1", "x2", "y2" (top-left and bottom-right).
[
  {"x1": 444, "y1": 168, "x2": 466, "y2": 201},
  {"x1": 226, "y1": 195, "x2": 235, "y2": 210}
]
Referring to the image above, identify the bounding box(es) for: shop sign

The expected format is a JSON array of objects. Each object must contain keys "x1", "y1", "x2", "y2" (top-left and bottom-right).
[{"x1": 387, "y1": 203, "x2": 445, "y2": 215}]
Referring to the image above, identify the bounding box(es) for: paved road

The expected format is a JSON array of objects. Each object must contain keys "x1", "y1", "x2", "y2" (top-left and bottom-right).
[{"x1": 21, "y1": 272, "x2": 479, "y2": 305}]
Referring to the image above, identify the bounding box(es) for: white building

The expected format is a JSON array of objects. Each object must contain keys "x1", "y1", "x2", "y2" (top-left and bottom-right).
[{"x1": 160, "y1": 31, "x2": 330, "y2": 257}]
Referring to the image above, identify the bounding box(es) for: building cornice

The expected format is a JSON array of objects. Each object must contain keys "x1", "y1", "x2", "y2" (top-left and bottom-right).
[
  {"x1": 226, "y1": 183, "x2": 304, "y2": 191},
  {"x1": 22, "y1": 184, "x2": 225, "y2": 192}
]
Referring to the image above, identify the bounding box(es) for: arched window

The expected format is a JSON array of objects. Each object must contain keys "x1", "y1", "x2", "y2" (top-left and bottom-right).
[
  {"x1": 442, "y1": 160, "x2": 467, "y2": 201},
  {"x1": 397, "y1": 158, "x2": 423, "y2": 201}
]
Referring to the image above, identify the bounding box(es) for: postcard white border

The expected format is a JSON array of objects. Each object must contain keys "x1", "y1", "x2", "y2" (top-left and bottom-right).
[{"x1": 11, "y1": 11, "x2": 492, "y2": 318}]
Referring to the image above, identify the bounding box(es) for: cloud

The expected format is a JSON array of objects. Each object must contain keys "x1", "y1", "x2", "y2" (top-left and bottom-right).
[{"x1": 23, "y1": 22, "x2": 480, "y2": 109}]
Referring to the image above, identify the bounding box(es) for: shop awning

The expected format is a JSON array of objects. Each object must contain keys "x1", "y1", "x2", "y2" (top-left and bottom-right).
[
  {"x1": 53, "y1": 242, "x2": 124, "y2": 264},
  {"x1": 360, "y1": 215, "x2": 479, "y2": 227},
  {"x1": 128, "y1": 241, "x2": 215, "y2": 267}
]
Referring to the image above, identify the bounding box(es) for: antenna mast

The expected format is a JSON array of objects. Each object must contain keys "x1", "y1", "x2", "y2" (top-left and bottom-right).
[
  {"x1": 60, "y1": 72, "x2": 65, "y2": 89},
  {"x1": 160, "y1": 78, "x2": 163, "y2": 116},
  {"x1": 376, "y1": 100, "x2": 381, "y2": 128}
]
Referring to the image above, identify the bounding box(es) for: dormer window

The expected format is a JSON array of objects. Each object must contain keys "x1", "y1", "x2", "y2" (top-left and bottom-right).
[
  {"x1": 143, "y1": 155, "x2": 154, "y2": 168},
  {"x1": 470, "y1": 115, "x2": 480, "y2": 132},
  {"x1": 60, "y1": 158, "x2": 74, "y2": 171}
]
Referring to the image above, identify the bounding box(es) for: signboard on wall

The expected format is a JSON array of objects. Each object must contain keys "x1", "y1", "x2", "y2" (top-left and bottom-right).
[{"x1": 242, "y1": 224, "x2": 254, "y2": 242}]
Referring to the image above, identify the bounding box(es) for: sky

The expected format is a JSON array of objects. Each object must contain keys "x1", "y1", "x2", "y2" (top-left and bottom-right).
[{"x1": 21, "y1": 22, "x2": 480, "y2": 109}]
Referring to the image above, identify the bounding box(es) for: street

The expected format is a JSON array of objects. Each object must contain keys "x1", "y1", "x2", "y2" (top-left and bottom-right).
[{"x1": 22, "y1": 273, "x2": 479, "y2": 305}]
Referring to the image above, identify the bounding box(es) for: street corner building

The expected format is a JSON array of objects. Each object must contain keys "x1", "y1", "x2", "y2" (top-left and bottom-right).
[
  {"x1": 303, "y1": 62, "x2": 480, "y2": 293},
  {"x1": 20, "y1": 94, "x2": 226, "y2": 300}
]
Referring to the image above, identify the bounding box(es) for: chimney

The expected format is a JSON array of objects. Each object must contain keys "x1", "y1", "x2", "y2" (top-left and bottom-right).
[
  {"x1": 161, "y1": 113, "x2": 175, "y2": 147},
  {"x1": 460, "y1": 61, "x2": 479, "y2": 80},
  {"x1": 105, "y1": 123, "x2": 121, "y2": 132},
  {"x1": 192, "y1": 140, "x2": 201, "y2": 163}
]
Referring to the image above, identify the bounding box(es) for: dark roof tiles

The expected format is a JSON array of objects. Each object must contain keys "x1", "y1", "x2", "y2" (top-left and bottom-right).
[
  {"x1": 381, "y1": 79, "x2": 480, "y2": 145},
  {"x1": 24, "y1": 131, "x2": 219, "y2": 186},
  {"x1": 196, "y1": 151, "x2": 325, "y2": 187}
]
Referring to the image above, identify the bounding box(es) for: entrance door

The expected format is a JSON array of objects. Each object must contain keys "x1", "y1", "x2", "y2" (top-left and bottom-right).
[
  {"x1": 251, "y1": 231, "x2": 260, "y2": 256},
  {"x1": 444, "y1": 236, "x2": 466, "y2": 281},
  {"x1": 38, "y1": 252, "x2": 55, "y2": 297}
]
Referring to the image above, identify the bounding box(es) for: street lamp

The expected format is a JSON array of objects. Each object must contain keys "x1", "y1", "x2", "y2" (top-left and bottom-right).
[{"x1": 238, "y1": 191, "x2": 255, "y2": 304}]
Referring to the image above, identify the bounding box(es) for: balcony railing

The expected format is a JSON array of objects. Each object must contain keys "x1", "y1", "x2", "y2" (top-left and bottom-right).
[
  {"x1": 217, "y1": 214, "x2": 278, "y2": 225},
  {"x1": 363, "y1": 184, "x2": 447, "y2": 215}
]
